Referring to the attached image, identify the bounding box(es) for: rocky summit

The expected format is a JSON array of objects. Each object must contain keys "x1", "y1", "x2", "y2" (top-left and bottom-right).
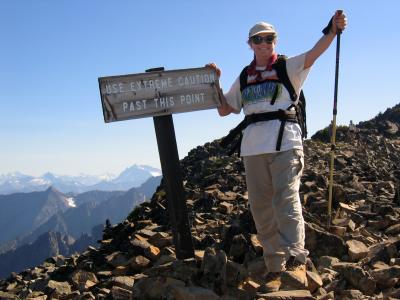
[{"x1": 1, "y1": 104, "x2": 400, "y2": 299}]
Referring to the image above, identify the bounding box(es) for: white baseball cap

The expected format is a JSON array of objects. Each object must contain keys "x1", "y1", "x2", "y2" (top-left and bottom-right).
[{"x1": 248, "y1": 22, "x2": 277, "y2": 38}]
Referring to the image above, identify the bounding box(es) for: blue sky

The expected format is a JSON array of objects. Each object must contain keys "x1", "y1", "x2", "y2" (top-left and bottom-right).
[{"x1": 1, "y1": 1, "x2": 399, "y2": 176}]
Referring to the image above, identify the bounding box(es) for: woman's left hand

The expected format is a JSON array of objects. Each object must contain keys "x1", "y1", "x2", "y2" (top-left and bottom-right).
[{"x1": 332, "y1": 10, "x2": 347, "y2": 34}]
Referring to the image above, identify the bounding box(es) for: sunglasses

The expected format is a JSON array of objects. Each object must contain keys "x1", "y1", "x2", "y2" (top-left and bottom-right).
[{"x1": 251, "y1": 35, "x2": 275, "y2": 44}]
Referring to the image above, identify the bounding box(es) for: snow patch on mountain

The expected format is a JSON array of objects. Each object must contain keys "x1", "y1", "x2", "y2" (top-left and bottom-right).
[
  {"x1": 150, "y1": 171, "x2": 162, "y2": 177},
  {"x1": 65, "y1": 197, "x2": 76, "y2": 208},
  {"x1": 29, "y1": 178, "x2": 50, "y2": 185}
]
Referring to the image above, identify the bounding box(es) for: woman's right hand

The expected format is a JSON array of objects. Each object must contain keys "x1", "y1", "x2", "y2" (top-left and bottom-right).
[{"x1": 205, "y1": 62, "x2": 221, "y2": 78}]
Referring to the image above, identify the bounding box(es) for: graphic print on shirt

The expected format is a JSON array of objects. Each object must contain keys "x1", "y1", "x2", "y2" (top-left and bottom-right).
[{"x1": 241, "y1": 81, "x2": 282, "y2": 106}]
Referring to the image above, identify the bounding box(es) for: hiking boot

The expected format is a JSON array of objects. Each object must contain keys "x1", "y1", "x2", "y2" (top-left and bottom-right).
[
  {"x1": 281, "y1": 256, "x2": 308, "y2": 289},
  {"x1": 260, "y1": 272, "x2": 281, "y2": 293}
]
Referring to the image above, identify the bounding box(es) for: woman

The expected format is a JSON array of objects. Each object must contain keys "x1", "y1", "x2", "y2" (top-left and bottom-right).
[{"x1": 209, "y1": 11, "x2": 347, "y2": 291}]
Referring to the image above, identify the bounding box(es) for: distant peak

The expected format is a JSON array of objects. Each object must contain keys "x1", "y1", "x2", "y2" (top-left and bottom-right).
[
  {"x1": 45, "y1": 186, "x2": 60, "y2": 194},
  {"x1": 42, "y1": 172, "x2": 58, "y2": 179}
]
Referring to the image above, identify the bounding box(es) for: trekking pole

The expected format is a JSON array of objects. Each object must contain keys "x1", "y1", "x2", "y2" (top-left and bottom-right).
[{"x1": 327, "y1": 10, "x2": 343, "y2": 227}]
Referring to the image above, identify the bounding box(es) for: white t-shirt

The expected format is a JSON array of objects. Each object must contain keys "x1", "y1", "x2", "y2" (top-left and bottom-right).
[{"x1": 224, "y1": 53, "x2": 311, "y2": 156}]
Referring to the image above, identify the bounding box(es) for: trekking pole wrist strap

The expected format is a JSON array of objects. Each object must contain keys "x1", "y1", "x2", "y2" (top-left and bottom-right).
[{"x1": 322, "y1": 18, "x2": 334, "y2": 35}]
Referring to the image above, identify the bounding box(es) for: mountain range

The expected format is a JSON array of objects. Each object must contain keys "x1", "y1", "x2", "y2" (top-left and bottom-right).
[
  {"x1": 0, "y1": 174, "x2": 162, "y2": 278},
  {"x1": 0, "y1": 164, "x2": 161, "y2": 195},
  {"x1": 0, "y1": 187, "x2": 73, "y2": 246}
]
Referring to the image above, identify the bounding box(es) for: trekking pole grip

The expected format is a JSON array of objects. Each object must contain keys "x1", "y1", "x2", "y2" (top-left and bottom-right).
[{"x1": 336, "y1": 10, "x2": 343, "y2": 35}]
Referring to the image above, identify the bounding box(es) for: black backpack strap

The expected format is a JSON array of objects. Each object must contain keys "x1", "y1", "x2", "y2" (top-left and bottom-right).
[
  {"x1": 297, "y1": 90, "x2": 307, "y2": 138},
  {"x1": 270, "y1": 85, "x2": 280, "y2": 105},
  {"x1": 239, "y1": 66, "x2": 248, "y2": 93},
  {"x1": 227, "y1": 133, "x2": 243, "y2": 156},
  {"x1": 272, "y1": 56, "x2": 298, "y2": 101},
  {"x1": 276, "y1": 120, "x2": 286, "y2": 151},
  {"x1": 322, "y1": 18, "x2": 334, "y2": 35},
  {"x1": 220, "y1": 118, "x2": 249, "y2": 149}
]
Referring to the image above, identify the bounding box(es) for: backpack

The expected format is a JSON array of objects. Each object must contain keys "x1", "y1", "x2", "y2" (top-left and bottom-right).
[{"x1": 220, "y1": 55, "x2": 307, "y2": 155}]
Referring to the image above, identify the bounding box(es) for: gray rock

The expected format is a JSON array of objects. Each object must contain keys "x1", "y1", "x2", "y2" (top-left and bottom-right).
[
  {"x1": 317, "y1": 256, "x2": 340, "y2": 271},
  {"x1": 370, "y1": 265, "x2": 400, "y2": 288},
  {"x1": 305, "y1": 223, "x2": 347, "y2": 258},
  {"x1": 337, "y1": 289, "x2": 365, "y2": 300},
  {"x1": 226, "y1": 260, "x2": 247, "y2": 286},
  {"x1": 306, "y1": 270, "x2": 323, "y2": 293},
  {"x1": 46, "y1": 280, "x2": 71, "y2": 296},
  {"x1": 257, "y1": 289, "x2": 313, "y2": 299},
  {"x1": 385, "y1": 223, "x2": 400, "y2": 235},
  {"x1": 0, "y1": 291, "x2": 20, "y2": 299},
  {"x1": 149, "y1": 232, "x2": 172, "y2": 248},
  {"x1": 109, "y1": 275, "x2": 135, "y2": 291},
  {"x1": 70, "y1": 270, "x2": 98, "y2": 291},
  {"x1": 129, "y1": 255, "x2": 150, "y2": 272},
  {"x1": 105, "y1": 251, "x2": 129, "y2": 268},
  {"x1": 219, "y1": 201, "x2": 234, "y2": 214},
  {"x1": 229, "y1": 234, "x2": 248, "y2": 262},
  {"x1": 171, "y1": 286, "x2": 219, "y2": 300},
  {"x1": 200, "y1": 247, "x2": 227, "y2": 294},
  {"x1": 332, "y1": 263, "x2": 376, "y2": 295},
  {"x1": 111, "y1": 286, "x2": 132, "y2": 300},
  {"x1": 143, "y1": 258, "x2": 197, "y2": 283},
  {"x1": 132, "y1": 276, "x2": 184, "y2": 299},
  {"x1": 346, "y1": 240, "x2": 369, "y2": 261}
]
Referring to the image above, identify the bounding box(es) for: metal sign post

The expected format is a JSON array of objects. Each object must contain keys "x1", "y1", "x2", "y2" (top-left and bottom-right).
[{"x1": 99, "y1": 66, "x2": 221, "y2": 259}]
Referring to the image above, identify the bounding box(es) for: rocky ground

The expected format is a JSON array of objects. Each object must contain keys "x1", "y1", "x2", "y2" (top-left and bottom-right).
[{"x1": 1, "y1": 104, "x2": 400, "y2": 299}]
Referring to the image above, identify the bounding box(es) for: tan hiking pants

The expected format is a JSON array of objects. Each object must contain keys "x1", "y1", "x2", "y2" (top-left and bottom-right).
[{"x1": 243, "y1": 149, "x2": 309, "y2": 272}]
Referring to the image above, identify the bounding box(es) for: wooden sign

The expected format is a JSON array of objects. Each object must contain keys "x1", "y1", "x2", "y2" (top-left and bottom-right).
[
  {"x1": 99, "y1": 67, "x2": 221, "y2": 123},
  {"x1": 98, "y1": 66, "x2": 221, "y2": 259}
]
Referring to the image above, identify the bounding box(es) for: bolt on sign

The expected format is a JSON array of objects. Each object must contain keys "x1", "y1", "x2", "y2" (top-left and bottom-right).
[{"x1": 98, "y1": 67, "x2": 221, "y2": 122}]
